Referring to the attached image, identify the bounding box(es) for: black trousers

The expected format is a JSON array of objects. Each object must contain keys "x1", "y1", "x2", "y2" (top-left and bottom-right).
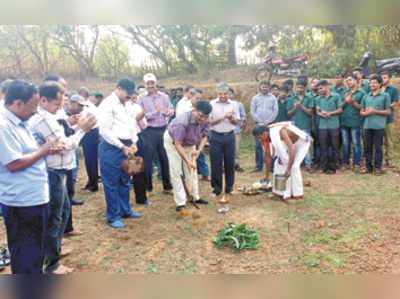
[
  {"x1": 131, "y1": 136, "x2": 147, "y2": 203},
  {"x1": 209, "y1": 131, "x2": 235, "y2": 195},
  {"x1": 140, "y1": 126, "x2": 172, "y2": 192},
  {"x1": 81, "y1": 127, "x2": 99, "y2": 192},
  {"x1": 1, "y1": 203, "x2": 48, "y2": 274},
  {"x1": 364, "y1": 129, "x2": 385, "y2": 171},
  {"x1": 319, "y1": 128, "x2": 340, "y2": 172}
]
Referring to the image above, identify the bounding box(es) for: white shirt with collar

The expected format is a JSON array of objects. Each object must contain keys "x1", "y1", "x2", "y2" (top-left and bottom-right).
[
  {"x1": 176, "y1": 98, "x2": 195, "y2": 117},
  {"x1": 210, "y1": 98, "x2": 240, "y2": 133},
  {"x1": 98, "y1": 92, "x2": 139, "y2": 149},
  {"x1": 82, "y1": 100, "x2": 99, "y2": 129},
  {"x1": 28, "y1": 106, "x2": 85, "y2": 170},
  {"x1": 175, "y1": 97, "x2": 193, "y2": 117}
]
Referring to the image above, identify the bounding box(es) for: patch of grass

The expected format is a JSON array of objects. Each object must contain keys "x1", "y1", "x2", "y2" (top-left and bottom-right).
[
  {"x1": 302, "y1": 253, "x2": 320, "y2": 267},
  {"x1": 178, "y1": 262, "x2": 197, "y2": 274},
  {"x1": 322, "y1": 254, "x2": 344, "y2": 268},
  {"x1": 165, "y1": 239, "x2": 174, "y2": 245},
  {"x1": 146, "y1": 264, "x2": 160, "y2": 274},
  {"x1": 78, "y1": 261, "x2": 88, "y2": 266}
]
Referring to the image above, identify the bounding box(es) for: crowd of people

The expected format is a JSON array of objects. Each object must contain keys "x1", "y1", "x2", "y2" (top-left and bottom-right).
[{"x1": 0, "y1": 66, "x2": 398, "y2": 274}]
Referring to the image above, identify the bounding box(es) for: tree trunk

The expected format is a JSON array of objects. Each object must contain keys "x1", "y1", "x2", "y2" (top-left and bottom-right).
[{"x1": 227, "y1": 31, "x2": 237, "y2": 66}]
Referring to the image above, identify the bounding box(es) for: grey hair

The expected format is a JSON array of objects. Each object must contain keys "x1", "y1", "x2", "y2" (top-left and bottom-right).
[{"x1": 216, "y1": 82, "x2": 229, "y2": 91}]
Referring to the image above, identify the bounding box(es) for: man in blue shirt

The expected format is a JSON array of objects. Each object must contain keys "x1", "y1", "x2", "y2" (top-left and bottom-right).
[
  {"x1": 250, "y1": 80, "x2": 278, "y2": 172},
  {"x1": 0, "y1": 80, "x2": 64, "y2": 274}
]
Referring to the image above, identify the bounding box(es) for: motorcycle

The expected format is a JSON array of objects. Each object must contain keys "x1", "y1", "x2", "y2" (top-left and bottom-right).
[
  {"x1": 358, "y1": 47, "x2": 400, "y2": 76},
  {"x1": 255, "y1": 53, "x2": 308, "y2": 82},
  {"x1": 359, "y1": 49, "x2": 372, "y2": 77},
  {"x1": 376, "y1": 57, "x2": 400, "y2": 75}
]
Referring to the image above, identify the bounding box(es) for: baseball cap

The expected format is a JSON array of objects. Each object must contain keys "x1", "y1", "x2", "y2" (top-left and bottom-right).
[
  {"x1": 69, "y1": 94, "x2": 86, "y2": 105},
  {"x1": 117, "y1": 78, "x2": 135, "y2": 95},
  {"x1": 143, "y1": 73, "x2": 157, "y2": 83}
]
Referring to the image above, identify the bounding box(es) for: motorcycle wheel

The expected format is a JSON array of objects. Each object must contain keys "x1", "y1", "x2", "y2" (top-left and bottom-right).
[{"x1": 255, "y1": 69, "x2": 272, "y2": 82}]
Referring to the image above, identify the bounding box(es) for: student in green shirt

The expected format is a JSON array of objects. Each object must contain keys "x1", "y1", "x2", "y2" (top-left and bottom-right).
[
  {"x1": 283, "y1": 79, "x2": 295, "y2": 100},
  {"x1": 315, "y1": 80, "x2": 343, "y2": 174},
  {"x1": 360, "y1": 74, "x2": 391, "y2": 175},
  {"x1": 381, "y1": 71, "x2": 399, "y2": 168},
  {"x1": 353, "y1": 67, "x2": 370, "y2": 94},
  {"x1": 287, "y1": 78, "x2": 314, "y2": 173},
  {"x1": 340, "y1": 74, "x2": 364, "y2": 172},
  {"x1": 330, "y1": 72, "x2": 349, "y2": 102},
  {"x1": 275, "y1": 85, "x2": 289, "y2": 122},
  {"x1": 309, "y1": 78, "x2": 321, "y2": 168}
]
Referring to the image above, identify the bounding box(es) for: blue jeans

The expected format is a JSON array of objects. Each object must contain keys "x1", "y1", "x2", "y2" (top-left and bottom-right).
[
  {"x1": 45, "y1": 169, "x2": 70, "y2": 272},
  {"x1": 254, "y1": 137, "x2": 264, "y2": 170},
  {"x1": 2, "y1": 203, "x2": 49, "y2": 274},
  {"x1": 303, "y1": 129, "x2": 312, "y2": 167},
  {"x1": 65, "y1": 150, "x2": 79, "y2": 233},
  {"x1": 209, "y1": 131, "x2": 235, "y2": 195},
  {"x1": 341, "y1": 127, "x2": 361, "y2": 166},
  {"x1": 197, "y1": 149, "x2": 209, "y2": 177},
  {"x1": 99, "y1": 139, "x2": 134, "y2": 223},
  {"x1": 151, "y1": 152, "x2": 162, "y2": 180}
]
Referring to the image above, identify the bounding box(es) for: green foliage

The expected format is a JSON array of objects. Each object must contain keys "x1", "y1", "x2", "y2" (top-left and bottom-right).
[
  {"x1": 94, "y1": 35, "x2": 132, "y2": 80},
  {"x1": 0, "y1": 25, "x2": 399, "y2": 80},
  {"x1": 213, "y1": 223, "x2": 259, "y2": 252}
]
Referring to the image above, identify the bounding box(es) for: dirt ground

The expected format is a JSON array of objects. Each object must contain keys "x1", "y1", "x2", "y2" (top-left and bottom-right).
[{"x1": 2, "y1": 132, "x2": 400, "y2": 274}]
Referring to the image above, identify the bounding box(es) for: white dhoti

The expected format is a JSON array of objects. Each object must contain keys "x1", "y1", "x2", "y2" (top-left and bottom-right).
[
  {"x1": 164, "y1": 132, "x2": 200, "y2": 206},
  {"x1": 270, "y1": 125, "x2": 312, "y2": 199}
]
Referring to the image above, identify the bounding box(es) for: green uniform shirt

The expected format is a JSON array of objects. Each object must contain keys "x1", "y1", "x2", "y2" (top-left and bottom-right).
[
  {"x1": 382, "y1": 85, "x2": 399, "y2": 123},
  {"x1": 275, "y1": 97, "x2": 289, "y2": 122},
  {"x1": 317, "y1": 93, "x2": 341, "y2": 129},
  {"x1": 171, "y1": 97, "x2": 180, "y2": 108},
  {"x1": 330, "y1": 85, "x2": 350, "y2": 102},
  {"x1": 287, "y1": 90, "x2": 296, "y2": 102},
  {"x1": 341, "y1": 88, "x2": 365, "y2": 128},
  {"x1": 309, "y1": 93, "x2": 321, "y2": 129},
  {"x1": 361, "y1": 91, "x2": 391, "y2": 130},
  {"x1": 361, "y1": 80, "x2": 370, "y2": 94},
  {"x1": 286, "y1": 93, "x2": 313, "y2": 130}
]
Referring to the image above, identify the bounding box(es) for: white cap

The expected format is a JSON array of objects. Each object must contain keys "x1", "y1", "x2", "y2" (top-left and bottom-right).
[{"x1": 143, "y1": 73, "x2": 157, "y2": 83}]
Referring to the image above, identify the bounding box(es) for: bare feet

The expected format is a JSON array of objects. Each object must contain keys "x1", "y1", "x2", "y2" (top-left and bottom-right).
[
  {"x1": 49, "y1": 264, "x2": 74, "y2": 275},
  {"x1": 60, "y1": 248, "x2": 73, "y2": 258},
  {"x1": 61, "y1": 238, "x2": 70, "y2": 245}
]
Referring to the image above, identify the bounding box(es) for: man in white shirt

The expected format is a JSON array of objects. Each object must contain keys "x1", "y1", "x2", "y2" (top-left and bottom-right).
[
  {"x1": 79, "y1": 87, "x2": 100, "y2": 192},
  {"x1": 98, "y1": 78, "x2": 144, "y2": 229},
  {"x1": 29, "y1": 82, "x2": 96, "y2": 274},
  {"x1": 175, "y1": 88, "x2": 202, "y2": 117},
  {"x1": 209, "y1": 83, "x2": 240, "y2": 197}
]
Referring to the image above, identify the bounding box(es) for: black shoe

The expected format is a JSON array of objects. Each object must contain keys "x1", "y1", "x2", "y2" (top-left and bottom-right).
[
  {"x1": 324, "y1": 169, "x2": 336, "y2": 175},
  {"x1": 71, "y1": 199, "x2": 84, "y2": 206},
  {"x1": 195, "y1": 199, "x2": 208, "y2": 205},
  {"x1": 176, "y1": 205, "x2": 186, "y2": 212}
]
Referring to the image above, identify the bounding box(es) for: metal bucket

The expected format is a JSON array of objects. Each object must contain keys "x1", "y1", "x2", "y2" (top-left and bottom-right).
[{"x1": 274, "y1": 174, "x2": 287, "y2": 191}]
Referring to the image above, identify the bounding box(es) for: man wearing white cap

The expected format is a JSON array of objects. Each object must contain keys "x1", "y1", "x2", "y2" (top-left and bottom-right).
[{"x1": 137, "y1": 73, "x2": 174, "y2": 193}]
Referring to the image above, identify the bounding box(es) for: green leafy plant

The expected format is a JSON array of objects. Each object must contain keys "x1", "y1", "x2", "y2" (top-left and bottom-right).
[{"x1": 213, "y1": 223, "x2": 259, "y2": 252}]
